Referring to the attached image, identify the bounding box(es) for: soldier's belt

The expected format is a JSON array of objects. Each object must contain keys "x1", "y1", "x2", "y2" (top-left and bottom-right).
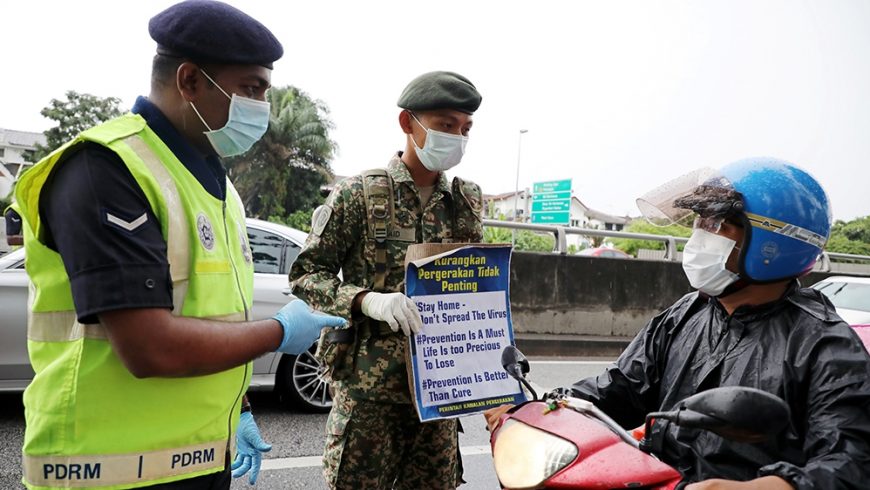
[
  {"x1": 324, "y1": 328, "x2": 355, "y2": 344},
  {"x1": 322, "y1": 320, "x2": 397, "y2": 344},
  {"x1": 359, "y1": 319, "x2": 401, "y2": 337}
]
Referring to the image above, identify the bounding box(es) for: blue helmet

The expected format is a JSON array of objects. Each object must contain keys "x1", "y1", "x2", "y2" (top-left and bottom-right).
[
  {"x1": 638, "y1": 158, "x2": 831, "y2": 282},
  {"x1": 705, "y1": 158, "x2": 831, "y2": 282}
]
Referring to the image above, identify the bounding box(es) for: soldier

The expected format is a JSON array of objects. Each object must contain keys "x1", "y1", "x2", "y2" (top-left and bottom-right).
[{"x1": 289, "y1": 71, "x2": 484, "y2": 489}]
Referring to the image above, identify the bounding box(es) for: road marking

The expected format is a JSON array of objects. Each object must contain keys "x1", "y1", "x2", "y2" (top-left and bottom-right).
[
  {"x1": 260, "y1": 446, "x2": 493, "y2": 471},
  {"x1": 261, "y1": 456, "x2": 321, "y2": 470},
  {"x1": 460, "y1": 445, "x2": 493, "y2": 456}
]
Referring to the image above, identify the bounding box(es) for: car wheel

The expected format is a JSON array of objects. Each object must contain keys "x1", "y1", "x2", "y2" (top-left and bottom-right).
[{"x1": 277, "y1": 344, "x2": 333, "y2": 413}]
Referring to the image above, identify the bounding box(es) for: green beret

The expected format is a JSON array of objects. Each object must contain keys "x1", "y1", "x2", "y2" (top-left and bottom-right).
[{"x1": 397, "y1": 71, "x2": 482, "y2": 115}]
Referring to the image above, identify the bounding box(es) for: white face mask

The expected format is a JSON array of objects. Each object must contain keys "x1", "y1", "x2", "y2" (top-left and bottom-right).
[
  {"x1": 410, "y1": 113, "x2": 467, "y2": 172},
  {"x1": 189, "y1": 70, "x2": 271, "y2": 158},
  {"x1": 682, "y1": 228, "x2": 741, "y2": 296}
]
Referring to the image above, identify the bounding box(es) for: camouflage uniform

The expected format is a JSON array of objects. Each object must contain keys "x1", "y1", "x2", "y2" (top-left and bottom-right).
[{"x1": 289, "y1": 153, "x2": 483, "y2": 489}]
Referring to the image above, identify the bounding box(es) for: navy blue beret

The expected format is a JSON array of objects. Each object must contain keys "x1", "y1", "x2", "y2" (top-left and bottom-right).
[
  {"x1": 149, "y1": 0, "x2": 283, "y2": 69},
  {"x1": 397, "y1": 71, "x2": 482, "y2": 115}
]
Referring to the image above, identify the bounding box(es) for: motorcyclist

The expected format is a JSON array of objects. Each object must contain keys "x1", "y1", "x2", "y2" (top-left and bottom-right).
[{"x1": 487, "y1": 158, "x2": 870, "y2": 490}]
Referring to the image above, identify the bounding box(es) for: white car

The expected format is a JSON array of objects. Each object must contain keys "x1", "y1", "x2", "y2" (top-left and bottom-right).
[
  {"x1": 0, "y1": 218, "x2": 333, "y2": 412},
  {"x1": 811, "y1": 275, "x2": 870, "y2": 325}
]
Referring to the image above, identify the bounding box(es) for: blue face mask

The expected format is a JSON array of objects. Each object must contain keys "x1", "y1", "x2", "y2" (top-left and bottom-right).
[{"x1": 189, "y1": 70, "x2": 271, "y2": 157}]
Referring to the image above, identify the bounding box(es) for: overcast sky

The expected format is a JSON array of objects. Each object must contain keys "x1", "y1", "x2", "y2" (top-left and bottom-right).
[{"x1": 3, "y1": 0, "x2": 869, "y2": 221}]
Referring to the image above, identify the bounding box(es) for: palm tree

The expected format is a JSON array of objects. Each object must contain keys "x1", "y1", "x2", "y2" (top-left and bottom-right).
[{"x1": 228, "y1": 86, "x2": 337, "y2": 219}]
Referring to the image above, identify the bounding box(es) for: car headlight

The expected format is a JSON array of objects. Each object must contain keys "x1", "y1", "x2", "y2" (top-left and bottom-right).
[{"x1": 492, "y1": 419, "x2": 579, "y2": 489}]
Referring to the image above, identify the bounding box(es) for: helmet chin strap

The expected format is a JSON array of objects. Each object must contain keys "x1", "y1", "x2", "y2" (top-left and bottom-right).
[{"x1": 716, "y1": 243, "x2": 748, "y2": 298}]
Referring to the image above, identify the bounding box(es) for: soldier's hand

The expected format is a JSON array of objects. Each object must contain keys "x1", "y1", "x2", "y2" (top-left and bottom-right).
[{"x1": 361, "y1": 292, "x2": 423, "y2": 336}]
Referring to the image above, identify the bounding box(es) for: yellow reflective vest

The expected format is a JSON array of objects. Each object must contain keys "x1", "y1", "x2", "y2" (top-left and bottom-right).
[{"x1": 15, "y1": 114, "x2": 254, "y2": 489}]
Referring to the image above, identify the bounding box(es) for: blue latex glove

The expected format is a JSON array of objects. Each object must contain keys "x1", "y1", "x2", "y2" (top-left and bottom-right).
[
  {"x1": 231, "y1": 411, "x2": 271, "y2": 485},
  {"x1": 272, "y1": 299, "x2": 346, "y2": 355}
]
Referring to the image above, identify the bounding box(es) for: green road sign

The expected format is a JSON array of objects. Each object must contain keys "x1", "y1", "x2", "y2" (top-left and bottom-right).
[
  {"x1": 531, "y1": 191, "x2": 571, "y2": 201},
  {"x1": 531, "y1": 211, "x2": 570, "y2": 224},
  {"x1": 533, "y1": 179, "x2": 572, "y2": 194},
  {"x1": 531, "y1": 200, "x2": 570, "y2": 212}
]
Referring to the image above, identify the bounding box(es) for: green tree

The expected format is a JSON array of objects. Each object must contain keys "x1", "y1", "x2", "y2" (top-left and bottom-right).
[
  {"x1": 269, "y1": 209, "x2": 315, "y2": 233},
  {"x1": 483, "y1": 226, "x2": 556, "y2": 252},
  {"x1": 827, "y1": 216, "x2": 870, "y2": 255},
  {"x1": 611, "y1": 219, "x2": 691, "y2": 256},
  {"x1": 228, "y1": 86, "x2": 336, "y2": 220},
  {"x1": 33, "y1": 91, "x2": 123, "y2": 161},
  {"x1": 825, "y1": 234, "x2": 870, "y2": 256}
]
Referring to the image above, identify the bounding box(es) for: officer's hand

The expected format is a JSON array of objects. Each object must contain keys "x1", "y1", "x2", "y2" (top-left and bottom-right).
[
  {"x1": 231, "y1": 411, "x2": 271, "y2": 485},
  {"x1": 360, "y1": 292, "x2": 423, "y2": 336},
  {"x1": 273, "y1": 299, "x2": 347, "y2": 355}
]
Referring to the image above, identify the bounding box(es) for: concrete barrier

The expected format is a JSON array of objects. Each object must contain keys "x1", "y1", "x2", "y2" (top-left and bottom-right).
[{"x1": 509, "y1": 251, "x2": 856, "y2": 341}]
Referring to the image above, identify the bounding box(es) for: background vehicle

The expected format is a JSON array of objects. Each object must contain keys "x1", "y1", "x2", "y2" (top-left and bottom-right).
[
  {"x1": 0, "y1": 218, "x2": 333, "y2": 412},
  {"x1": 811, "y1": 275, "x2": 870, "y2": 352},
  {"x1": 811, "y1": 275, "x2": 870, "y2": 325},
  {"x1": 576, "y1": 247, "x2": 632, "y2": 259},
  {"x1": 852, "y1": 325, "x2": 870, "y2": 353}
]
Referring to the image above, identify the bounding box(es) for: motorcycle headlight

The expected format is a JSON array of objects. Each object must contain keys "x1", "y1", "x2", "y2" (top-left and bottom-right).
[{"x1": 492, "y1": 419, "x2": 579, "y2": 489}]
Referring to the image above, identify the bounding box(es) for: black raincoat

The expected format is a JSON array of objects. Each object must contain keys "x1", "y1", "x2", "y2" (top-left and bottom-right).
[{"x1": 569, "y1": 281, "x2": 870, "y2": 489}]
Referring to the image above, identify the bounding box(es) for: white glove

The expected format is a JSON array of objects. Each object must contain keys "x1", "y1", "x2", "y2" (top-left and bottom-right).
[{"x1": 361, "y1": 292, "x2": 423, "y2": 336}]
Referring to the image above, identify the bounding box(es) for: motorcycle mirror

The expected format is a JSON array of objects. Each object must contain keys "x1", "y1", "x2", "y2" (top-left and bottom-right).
[
  {"x1": 501, "y1": 346, "x2": 538, "y2": 400},
  {"x1": 501, "y1": 345, "x2": 530, "y2": 380},
  {"x1": 662, "y1": 387, "x2": 790, "y2": 443}
]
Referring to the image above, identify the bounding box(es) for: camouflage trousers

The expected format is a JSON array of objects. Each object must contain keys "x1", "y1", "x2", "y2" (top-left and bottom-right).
[{"x1": 323, "y1": 388, "x2": 462, "y2": 489}]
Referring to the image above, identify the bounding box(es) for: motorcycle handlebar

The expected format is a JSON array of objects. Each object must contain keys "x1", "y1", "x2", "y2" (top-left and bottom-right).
[{"x1": 558, "y1": 395, "x2": 641, "y2": 450}]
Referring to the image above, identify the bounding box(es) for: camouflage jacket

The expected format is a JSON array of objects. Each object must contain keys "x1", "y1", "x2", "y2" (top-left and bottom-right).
[{"x1": 289, "y1": 153, "x2": 483, "y2": 403}]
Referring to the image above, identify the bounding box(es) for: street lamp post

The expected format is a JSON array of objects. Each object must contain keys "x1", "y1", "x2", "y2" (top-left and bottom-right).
[{"x1": 512, "y1": 129, "x2": 529, "y2": 246}]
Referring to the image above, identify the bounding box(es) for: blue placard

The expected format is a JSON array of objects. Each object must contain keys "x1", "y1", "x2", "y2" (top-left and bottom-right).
[{"x1": 406, "y1": 245, "x2": 526, "y2": 421}]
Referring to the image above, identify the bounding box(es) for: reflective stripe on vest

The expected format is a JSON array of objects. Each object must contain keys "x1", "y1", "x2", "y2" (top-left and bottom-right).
[
  {"x1": 23, "y1": 439, "x2": 232, "y2": 488},
  {"x1": 122, "y1": 134, "x2": 191, "y2": 314},
  {"x1": 27, "y1": 310, "x2": 247, "y2": 342}
]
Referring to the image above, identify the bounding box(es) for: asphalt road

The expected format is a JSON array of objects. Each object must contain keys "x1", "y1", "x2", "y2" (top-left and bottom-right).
[{"x1": 0, "y1": 358, "x2": 613, "y2": 490}]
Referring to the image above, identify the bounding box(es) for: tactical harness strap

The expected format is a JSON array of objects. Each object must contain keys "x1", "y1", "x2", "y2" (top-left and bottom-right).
[{"x1": 361, "y1": 169, "x2": 394, "y2": 292}]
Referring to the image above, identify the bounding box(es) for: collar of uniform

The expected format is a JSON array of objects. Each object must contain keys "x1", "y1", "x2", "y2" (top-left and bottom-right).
[
  {"x1": 387, "y1": 152, "x2": 452, "y2": 196},
  {"x1": 710, "y1": 279, "x2": 799, "y2": 322},
  {"x1": 131, "y1": 96, "x2": 227, "y2": 200}
]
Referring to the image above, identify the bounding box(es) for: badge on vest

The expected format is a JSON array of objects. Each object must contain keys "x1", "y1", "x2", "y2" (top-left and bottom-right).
[
  {"x1": 238, "y1": 223, "x2": 252, "y2": 264},
  {"x1": 197, "y1": 213, "x2": 215, "y2": 251}
]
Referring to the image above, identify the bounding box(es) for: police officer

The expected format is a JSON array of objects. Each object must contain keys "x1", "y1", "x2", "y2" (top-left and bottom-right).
[
  {"x1": 15, "y1": 1, "x2": 344, "y2": 489},
  {"x1": 289, "y1": 71, "x2": 484, "y2": 489}
]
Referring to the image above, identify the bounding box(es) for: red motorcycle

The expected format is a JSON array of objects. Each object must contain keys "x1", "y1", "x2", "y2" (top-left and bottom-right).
[{"x1": 488, "y1": 346, "x2": 789, "y2": 489}]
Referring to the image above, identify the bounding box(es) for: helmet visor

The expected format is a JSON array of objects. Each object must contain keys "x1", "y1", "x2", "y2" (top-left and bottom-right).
[{"x1": 636, "y1": 168, "x2": 744, "y2": 226}]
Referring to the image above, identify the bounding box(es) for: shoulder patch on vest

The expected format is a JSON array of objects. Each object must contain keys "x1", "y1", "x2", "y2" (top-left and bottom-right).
[
  {"x1": 453, "y1": 177, "x2": 483, "y2": 214},
  {"x1": 311, "y1": 205, "x2": 333, "y2": 237}
]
